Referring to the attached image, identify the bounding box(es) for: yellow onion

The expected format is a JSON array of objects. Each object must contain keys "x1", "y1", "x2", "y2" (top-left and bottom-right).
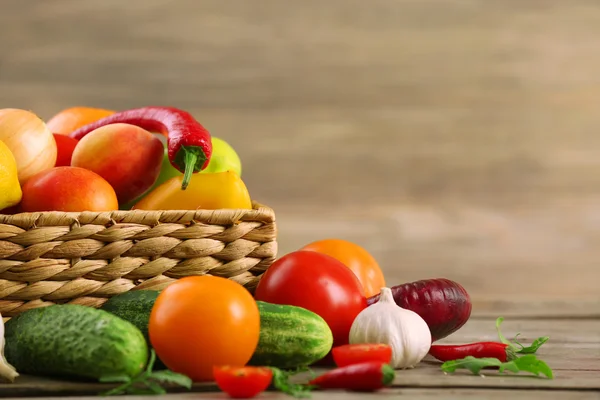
[{"x1": 0, "y1": 109, "x2": 57, "y2": 184}]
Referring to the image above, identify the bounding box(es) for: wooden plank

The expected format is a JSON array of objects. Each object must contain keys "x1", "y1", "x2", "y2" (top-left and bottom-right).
[
  {"x1": 435, "y1": 318, "x2": 600, "y2": 346},
  {"x1": 1, "y1": 365, "x2": 597, "y2": 398},
  {"x1": 4, "y1": 388, "x2": 600, "y2": 400},
  {"x1": 2, "y1": 367, "x2": 600, "y2": 399},
  {"x1": 1, "y1": 319, "x2": 598, "y2": 398}
]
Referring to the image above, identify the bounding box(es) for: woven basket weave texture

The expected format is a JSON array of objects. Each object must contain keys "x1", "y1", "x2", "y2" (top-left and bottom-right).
[{"x1": 0, "y1": 201, "x2": 276, "y2": 318}]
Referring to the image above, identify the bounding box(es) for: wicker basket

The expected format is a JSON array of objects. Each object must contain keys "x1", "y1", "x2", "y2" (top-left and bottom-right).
[{"x1": 0, "y1": 201, "x2": 277, "y2": 318}]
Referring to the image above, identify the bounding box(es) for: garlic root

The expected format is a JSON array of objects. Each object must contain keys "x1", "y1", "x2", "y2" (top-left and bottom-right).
[{"x1": 0, "y1": 314, "x2": 18, "y2": 383}]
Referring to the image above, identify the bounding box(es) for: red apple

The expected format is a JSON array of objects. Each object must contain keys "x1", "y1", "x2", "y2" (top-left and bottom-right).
[
  {"x1": 70, "y1": 123, "x2": 164, "y2": 204},
  {"x1": 21, "y1": 167, "x2": 118, "y2": 212}
]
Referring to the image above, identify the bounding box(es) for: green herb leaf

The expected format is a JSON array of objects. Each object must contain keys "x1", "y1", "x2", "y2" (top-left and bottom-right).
[
  {"x1": 98, "y1": 374, "x2": 131, "y2": 384},
  {"x1": 145, "y1": 380, "x2": 168, "y2": 395},
  {"x1": 441, "y1": 356, "x2": 503, "y2": 375},
  {"x1": 508, "y1": 355, "x2": 554, "y2": 379},
  {"x1": 495, "y1": 317, "x2": 511, "y2": 346},
  {"x1": 495, "y1": 317, "x2": 549, "y2": 354},
  {"x1": 514, "y1": 336, "x2": 550, "y2": 354},
  {"x1": 441, "y1": 354, "x2": 553, "y2": 379},
  {"x1": 150, "y1": 370, "x2": 193, "y2": 389},
  {"x1": 145, "y1": 349, "x2": 157, "y2": 373},
  {"x1": 269, "y1": 367, "x2": 314, "y2": 398},
  {"x1": 100, "y1": 383, "x2": 131, "y2": 397},
  {"x1": 100, "y1": 350, "x2": 193, "y2": 396}
]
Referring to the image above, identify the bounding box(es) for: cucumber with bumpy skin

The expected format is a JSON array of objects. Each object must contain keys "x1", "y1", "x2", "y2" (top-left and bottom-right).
[
  {"x1": 100, "y1": 290, "x2": 159, "y2": 345},
  {"x1": 100, "y1": 290, "x2": 166, "y2": 369},
  {"x1": 249, "y1": 301, "x2": 333, "y2": 369},
  {"x1": 4, "y1": 304, "x2": 148, "y2": 380}
]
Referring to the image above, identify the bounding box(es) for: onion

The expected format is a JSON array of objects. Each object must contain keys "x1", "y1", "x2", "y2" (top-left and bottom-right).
[{"x1": 0, "y1": 109, "x2": 57, "y2": 184}]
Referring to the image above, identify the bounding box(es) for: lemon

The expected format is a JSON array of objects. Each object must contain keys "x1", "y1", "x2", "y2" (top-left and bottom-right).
[{"x1": 0, "y1": 140, "x2": 22, "y2": 210}]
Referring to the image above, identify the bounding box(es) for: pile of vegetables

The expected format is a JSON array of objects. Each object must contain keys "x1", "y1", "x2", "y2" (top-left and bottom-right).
[
  {"x1": 0, "y1": 105, "x2": 554, "y2": 398},
  {"x1": 0, "y1": 106, "x2": 248, "y2": 214},
  {"x1": 0, "y1": 239, "x2": 553, "y2": 397}
]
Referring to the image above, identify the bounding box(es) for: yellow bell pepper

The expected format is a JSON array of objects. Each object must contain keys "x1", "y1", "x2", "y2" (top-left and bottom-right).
[{"x1": 132, "y1": 171, "x2": 252, "y2": 211}]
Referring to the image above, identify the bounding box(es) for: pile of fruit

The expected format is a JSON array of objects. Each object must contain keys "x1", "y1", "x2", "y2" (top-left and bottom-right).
[
  {"x1": 0, "y1": 106, "x2": 249, "y2": 214},
  {"x1": 0, "y1": 106, "x2": 554, "y2": 398}
]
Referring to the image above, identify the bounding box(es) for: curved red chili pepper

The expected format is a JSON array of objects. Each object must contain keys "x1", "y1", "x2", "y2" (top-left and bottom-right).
[
  {"x1": 69, "y1": 106, "x2": 212, "y2": 190},
  {"x1": 308, "y1": 361, "x2": 395, "y2": 392},
  {"x1": 429, "y1": 342, "x2": 515, "y2": 362}
]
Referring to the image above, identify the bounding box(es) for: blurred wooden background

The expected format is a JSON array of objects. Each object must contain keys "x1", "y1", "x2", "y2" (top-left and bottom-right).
[{"x1": 1, "y1": 0, "x2": 599, "y2": 317}]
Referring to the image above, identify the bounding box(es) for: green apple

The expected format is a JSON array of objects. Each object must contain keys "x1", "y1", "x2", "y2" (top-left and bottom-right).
[
  {"x1": 199, "y1": 137, "x2": 242, "y2": 177},
  {"x1": 120, "y1": 136, "x2": 242, "y2": 209}
]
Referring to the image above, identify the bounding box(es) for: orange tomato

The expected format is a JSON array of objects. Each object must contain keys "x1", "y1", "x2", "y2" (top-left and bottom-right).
[
  {"x1": 148, "y1": 276, "x2": 260, "y2": 382},
  {"x1": 300, "y1": 239, "x2": 386, "y2": 298},
  {"x1": 46, "y1": 107, "x2": 115, "y2": 135}
]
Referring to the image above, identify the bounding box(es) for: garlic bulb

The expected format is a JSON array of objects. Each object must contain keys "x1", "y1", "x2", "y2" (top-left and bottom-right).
[
  {"x1": 0, "y1": 312, "x2": 18, "y2": 383},
  {"x1": 349, "y1": 287, "x2": 431, "y2": 369}
]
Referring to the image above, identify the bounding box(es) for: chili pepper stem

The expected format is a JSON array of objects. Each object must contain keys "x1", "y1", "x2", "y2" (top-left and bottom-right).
[
  {"x1": 505, "y1": 345, "x2": 517, "y2": 361},
  {"x1": 178, "y1": 146, "x2": 208, "y2": 191},
  {"x1": 181, "y1": 150, "x2": 198, "y2": 190},
  {"x1": 381, "y1": 364, "x2": 395, "y2": 386}
]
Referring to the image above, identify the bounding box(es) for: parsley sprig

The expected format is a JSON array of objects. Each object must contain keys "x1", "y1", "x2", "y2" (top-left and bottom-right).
[
  {"x1": 99, "y1": 350, "x2": 192, "y2": 396},
  {"x1": 441, "y1": 354, "x2": 553, "y2": 378},
  {"x1": 440, "y1": 317, "x2": 553, "y2": 379}
]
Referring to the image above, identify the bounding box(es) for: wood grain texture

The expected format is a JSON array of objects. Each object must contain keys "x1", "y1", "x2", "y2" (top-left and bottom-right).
[
  {"x1": 1, "y1": 318, "x2": 598, "y2": 397},
  {"x1": 1, "y1": 1, "x2": 600, "y2": 313},
  {"x1": 3, "y1": 389, "x2": 600, "y2": 400}
]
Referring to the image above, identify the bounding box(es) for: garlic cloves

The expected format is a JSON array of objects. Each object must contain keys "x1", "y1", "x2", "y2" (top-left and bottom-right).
[
  {"x1": 349, "y1": 287, "x2": 431, "y2": 369},
  {"x1": 0, "y1": 313, "x2": 18, "y2": 383}
]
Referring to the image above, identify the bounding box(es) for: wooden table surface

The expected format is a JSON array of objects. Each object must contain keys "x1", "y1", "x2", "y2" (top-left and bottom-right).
[
  {"x1": 1, "y1": 317, "x2": 599, "y2": 399},
  {"x1": 1, "y1": 0, "x2": 599, "y2": 398}
]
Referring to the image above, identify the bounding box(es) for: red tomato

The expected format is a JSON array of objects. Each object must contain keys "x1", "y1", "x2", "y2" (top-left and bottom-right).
[
  {"x1": 254, "y1": 250, "x2": 367, "y2": 349},
  {"x1": 332, "y1": 344, "x2": 393, "y2": 368},
  {"x1": 52, "y1": 133, "x2": 79, "y2": 167},
  {"x1": 213, "y1": 366, "x2": 273, "y2": 399}
]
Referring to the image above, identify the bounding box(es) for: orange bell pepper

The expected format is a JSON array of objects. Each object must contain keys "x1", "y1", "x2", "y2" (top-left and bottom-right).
[{"x1": 132, "y1": 171, "x2": 252, "y2": 211}]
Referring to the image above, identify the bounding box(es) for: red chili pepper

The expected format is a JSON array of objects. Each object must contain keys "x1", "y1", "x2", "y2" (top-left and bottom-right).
[
  {"x1": 429, "y1": 342, "x2": 516, "y2": 362},
  {"x1": 308, "y1": 361, "x2": 395, "y2": 392},
  {"x1": 69, "y1": 106, "x2": 212, "y2": 190}
]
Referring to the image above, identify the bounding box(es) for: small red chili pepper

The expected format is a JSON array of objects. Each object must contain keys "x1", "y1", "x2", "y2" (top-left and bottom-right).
[
  {"x1": 429, "y1": 342, "x2": 516, "y2": 362},
  {"x1": 69, "y1": 106, "x2": 212, "y2": 190},
  {"x1": 308, "y1": 361, "x2": 395, "y2": 392}
]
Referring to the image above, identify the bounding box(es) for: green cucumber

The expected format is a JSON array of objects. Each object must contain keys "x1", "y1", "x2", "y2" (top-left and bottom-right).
[
  {"x1": 101, "y1": 290, "x2": 159, "y2": 344},
  {"x1": 249, "y1": 301, "x2": 333, "y2": 369},
  {"x1": 4, "y1": 304, "x2": 148, "y2": 381},
  {"x1": 100, "y1": 290, "x2": 166, "y2": 370}
]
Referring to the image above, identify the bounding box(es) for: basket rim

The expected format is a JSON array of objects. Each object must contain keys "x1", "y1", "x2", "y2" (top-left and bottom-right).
[{"x1": 0, "y1": 200, "x2": 274, "y2": 228}]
